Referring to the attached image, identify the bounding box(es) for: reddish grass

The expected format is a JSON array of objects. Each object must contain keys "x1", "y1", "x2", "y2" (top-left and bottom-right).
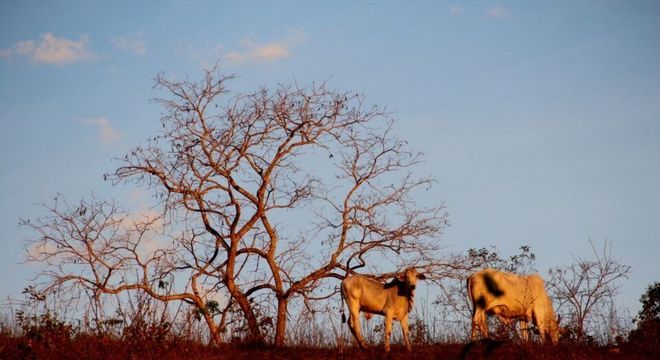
[{"x1": 1, "y1": 334, "x2": 657, "y2": 360}]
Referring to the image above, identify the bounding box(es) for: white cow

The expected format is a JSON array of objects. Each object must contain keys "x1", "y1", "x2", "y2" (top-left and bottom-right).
[
  {"x1": 467, "y1": 268, "x2": 560, "y2": 344},
  {"x1": 341, "y1": 268, "x2": 427, "y2": 351}
]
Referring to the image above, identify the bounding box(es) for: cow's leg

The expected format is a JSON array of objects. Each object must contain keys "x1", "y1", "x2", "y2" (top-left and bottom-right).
[
  {"x1": 348, "y1": 306, "x2": 367, "y2": 349},
  {"x1": 384, "y1": 312, "x2": 393, "y2": 352},
  {"x1": 519, "y1": 320, "x2": 528, "y2": 341},
  {"x1": 470, "y1": 305, "x2": 479, "y2": 340},
  {"x1": 470, "y1": 311, "x2": 479, "y2": 340},
  {"x1": 478, "y1": 310, "x2": 489, "y2": 339},
  {"x1": 400, "y1": 315, "x2": 412, "y2": 351},
  {"x1": 537, "y1": 323, "x2": 547, "y2": 344},
  {"x1": 471, "y1": 308, "x2": 488, "y2": 340},
  {"x1": 532, "y1": 312, "x2": 548, "y2": 344}
]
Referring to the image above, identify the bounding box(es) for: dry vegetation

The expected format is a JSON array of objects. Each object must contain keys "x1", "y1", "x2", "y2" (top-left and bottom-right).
[
  {"x1": 0, "y1": 328, "x2": 655, "y2": 360},
  {"x1": 5, "y1": 69, "x2": 658, "y2": 358}
]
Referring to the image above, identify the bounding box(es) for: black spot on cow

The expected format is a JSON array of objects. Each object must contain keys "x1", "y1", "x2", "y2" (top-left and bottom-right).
[
  {"x1": 475, "y1": 295, "x2": 486, "y2": 309},
  {"x1": 484, "y1": 273, "x2": 505, "y2": 297},
  {"x1": 384, "y1": 278, "x2": 414, "y2": 299},
  {"x1": 384, "y1": 278, "x2": 400, "y2": 289}
]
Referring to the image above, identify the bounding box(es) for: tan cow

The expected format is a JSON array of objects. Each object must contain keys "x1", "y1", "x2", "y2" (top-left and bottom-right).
[
  {"x1": 341, "y1": 268, "x2": 426, "y2": 351},
  {"x1": 467, "y1": 268, "x2": 560, "y2": 344}
]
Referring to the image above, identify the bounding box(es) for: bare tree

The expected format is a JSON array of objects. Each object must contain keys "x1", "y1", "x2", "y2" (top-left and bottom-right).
[
  {"x1": 547, "y1": 240, "x2": 631, "y2": 342},
  {"x1": 21, "y1": 195, "x2": 236, "y2": 345},
  {"x1": 24, "y1": 67, "x2": 448, "y2": 346}
]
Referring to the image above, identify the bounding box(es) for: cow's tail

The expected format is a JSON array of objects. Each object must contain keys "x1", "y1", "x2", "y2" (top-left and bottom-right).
[
  {"x1": 340, "y1": 283, "x2": 347, "y2": 323},
  {"x1": 466, "y1": 275, "x2": 475, "y2": 315}
]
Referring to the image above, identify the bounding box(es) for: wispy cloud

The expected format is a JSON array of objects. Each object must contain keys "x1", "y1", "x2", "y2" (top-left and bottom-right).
[
  {"x1": 82, "y1": 117, "x2": 120, "y2": 145},
  {"x1": 450, "y1": 6, "x2": 463, "y2": 16},
  {"x1": 123, "y1": 206, "x2": 167, "y2": 259},
  {"x1": 487, "y1": 6, "x2": 512, "y2": 19},
  {"x1": 182, "y1": 29, "x2": 306, "y2": 68},
  {"x1": 223, "y1": 29, "x2": 306, "y2": 66},
  {"x1": 27, "y1": 241, "x2": 58, "y2": 260},
  {"x1": 110, "y1": 33, "x2": 146, "y2": 55},
  {"x1": 224, "y1": 39, "x2": 290, "y2": 65},
  {"x1": 0, "y1": 33, "x2": 95, "y2": 65}
]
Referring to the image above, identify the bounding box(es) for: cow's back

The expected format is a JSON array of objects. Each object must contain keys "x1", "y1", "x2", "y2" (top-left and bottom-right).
[
  {"x1": 343, "y1": 275, "x2": 389, "y2": 313},
  {"x1": 468, "y1": 269, "x2": 540, "y2": 317},
  {"x1": 344, "y1": 275, "x2": 405, "y2": 315}
]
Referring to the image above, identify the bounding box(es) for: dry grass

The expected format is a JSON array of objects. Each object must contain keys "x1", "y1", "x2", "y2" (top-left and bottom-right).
[
  {"x1": 1, "y1": 307, "x2": 656, "y2": 359},
  {"x1": 1, "y1": 333, "x2": 656, "y2": 360}
]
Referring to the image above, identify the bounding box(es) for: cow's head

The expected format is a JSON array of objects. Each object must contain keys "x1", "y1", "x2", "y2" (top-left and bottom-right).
[
  {"x1": 542, "y1": 312, "x2": 561, "y2": 344},
  {"x1": 390, "y1": 268, "x2": 427, "y2": 312},
  {"x1": 551, "y1": 314, "x2": 566, "y2": 344},
  {"x1": 397, "y1": 268, "x2": 427, "y2": 293}
]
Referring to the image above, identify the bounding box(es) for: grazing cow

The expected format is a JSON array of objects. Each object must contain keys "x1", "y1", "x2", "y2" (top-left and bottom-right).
[
  {"x1": 341, "y1": 268, "x2": 427, "y2": 351},
  {"x1": 467, "y1": 269, "x2": 560, "y2": 344}
]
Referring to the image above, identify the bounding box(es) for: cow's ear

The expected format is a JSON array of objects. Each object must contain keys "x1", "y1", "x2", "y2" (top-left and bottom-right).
[{"x1": 417, "y1": 273, "x2": 427, "y2": 280}]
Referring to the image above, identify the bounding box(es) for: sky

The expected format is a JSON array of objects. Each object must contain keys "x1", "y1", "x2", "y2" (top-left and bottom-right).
[{"x1": 1, "y1": 1, "x2": 659, "y2": 319}]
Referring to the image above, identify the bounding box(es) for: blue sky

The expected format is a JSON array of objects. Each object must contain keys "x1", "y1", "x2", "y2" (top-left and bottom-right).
[{"x1": 1, "y1": 1, "x2": 659, "y2": 317}]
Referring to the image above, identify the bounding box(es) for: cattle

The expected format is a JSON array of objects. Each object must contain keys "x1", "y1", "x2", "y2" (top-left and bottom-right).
[
  {"x1": 467, "y1": 268, "x2": 560, "y2": 344},
  {"x1": 341, "y1": 268, "x2": 427, "y2": 351}
]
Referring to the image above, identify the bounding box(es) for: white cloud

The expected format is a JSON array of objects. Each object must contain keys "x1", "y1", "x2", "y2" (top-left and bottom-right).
[
  {"x1": 112, "y1": 189, "x2": 169, "y2": 261},
  {"x1": 224, "y1": 38, "x2": 291, "y2": 65},
  {"x1": 27, "y1": 241, "x2": 59, "y2": 260},
  {"x1": 488, "y1": 6, "x2": 511, "y2": 19},
  {"x1": 110, "y1": 34, "x2": 147, "y2": 55},
  {"x1": 126, "y1": 207, "x2": 164, "y2": 232},
  {"x1": 125, "y1": 206, "x2": 168, "y2": 259},
  {"x1": 221, "y1": 29, "x2": 306, "y2": 66},
  {"x1": 182, "y1": 29, "x2": 305, "y2": 68},
  {"x1": 450, "y1": 6, "x2": 463, "y2": 16},
  {"x1": 0, "y1": 33, "x2": 95, "y2": 65},
  {"x1": 83, "y1": 117, "x2": 120, "y2": 145}
]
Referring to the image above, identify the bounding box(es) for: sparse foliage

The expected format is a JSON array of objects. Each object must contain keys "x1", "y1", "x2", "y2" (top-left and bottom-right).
[{"x1": 547, "y1": 240, "x2": 631, "y2": 343}]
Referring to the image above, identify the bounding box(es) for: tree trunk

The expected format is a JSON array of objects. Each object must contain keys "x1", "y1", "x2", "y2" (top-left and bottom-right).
[
  {"x1": 228, "y1": 283, "x2": 263, "y2": 343},
  {"x1": 226, "y1": 231, "x2": 264, "y2": 344},
  {"x1": 201, "y1": 306, "x2": 224, "y2": 346},
  {"x1": 274, "y1": 297, "x2": 288, "y2": 346},
  {"x1": 577, "y1": 321, "x2": 585, "y2": 342}
]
